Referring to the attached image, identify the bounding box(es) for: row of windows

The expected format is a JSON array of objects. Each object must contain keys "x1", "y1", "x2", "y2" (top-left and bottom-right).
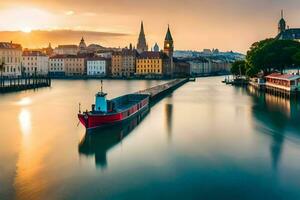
[
  {"x1": 1, "y1": 57, "x2": 20, "y2": 63},
  {"x1": 87, "y1": 72, "x2": 105, "y2": 75},
  {"x1": 87, "y1": 61, "x2": 105, "y2": 64},
  {"x1": 66, "y1": 64, "x2": 83, "y2": 67},
  {"x1": 50, "y1": 68, "x2": 63, "y2": 71},
  {"x1": 23, "y1": 57, "x2": 38, "y2": 61},
  {"x1": 137, "y1": 65, "x2": 161, "y2": 68},
  {"x1": 0, "y1": 51, "x2": 21, "y2": 56},
  {"x1": 50, "y1": 63, "x2": 63, "y2": 67},
  {"x1": 24, "y1": 67, "x2": 37, "y2": 71},
  {"x1": 23, "y1": 63, "x2": 37, "y2": 66},
  {"x1": 137, "y1": 59, "x2": 161, "y2": 63},
  {"x1": 67, "y1": 68, "x2": 83, "y2": 72},
  {"x1": 0, "y1": 66, "x2": 20, "y2": 72},
  {"x1": 88, "y1": 66, "x2": 105, "y2": 70},
  {"x1": 113, "y1": 68, "x2": 135, "y2": 72},
  {"x1": 137, "y1": 69, "x2": 161, "y2": 73},
  {"x1": 87, "y1": 65, "x2": 106, "y2": 68}
]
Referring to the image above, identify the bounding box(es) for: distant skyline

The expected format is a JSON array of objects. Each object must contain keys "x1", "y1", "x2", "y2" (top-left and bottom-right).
[{"x1": 1, "y1": 0, "x2": 300, "y2": 53}]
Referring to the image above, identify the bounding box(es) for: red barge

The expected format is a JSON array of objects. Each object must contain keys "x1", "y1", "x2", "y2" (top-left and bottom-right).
[{"x1": 78, "y1": 83, "x2": 150, "y2": 130}]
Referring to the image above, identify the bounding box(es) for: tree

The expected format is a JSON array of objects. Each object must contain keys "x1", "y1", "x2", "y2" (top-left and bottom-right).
[
  {"x1": 245, "y1": 39, "x2": 300, "y2": 76},
  {"x1": 231, "y1": 60, "x2": 246, "y2": 76},
  {"x1": 292, "y1": 51, "x2": 300, "y2": 74}
]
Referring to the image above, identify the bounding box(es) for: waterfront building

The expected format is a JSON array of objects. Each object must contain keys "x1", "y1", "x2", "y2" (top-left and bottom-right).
[
  {"x1": 65, "y1": 55, "x2": 85, "y2": 76},
  {"x1": 54, "y1": 45, "x2": 78, "y2": 55},
  {"x1": 136, "y1": 51, "x2": 169, "y2": 76},
  {"x1": 0, "y1": 42, "x2": 22, "y2": 77},
  {"x1": 173, "y1": 58, "x2": 191, "y2": 77},
  {"x1": 163, "y1": 25, "x2": 174, "y2": 76},
  {"x1": 266, "y1": 73, "x2": 300, "y2": 92},
  {"x1": 136, "y1": 21, "x2": 148, "y2": 53},
  {"x1": 87, "y1": 57, "x2": 107, "y2": 76},
  {"x1": 210, "y1": 59, "x2": 231, "y2": 74},
  {"x1": 276, "y1": 10, "x2": 300, "y2": 41},
  {"x1": 187, "y1": 57, "x2": 231, "y2": 76},
  {"x1": 188, "y1": 58, "x2": 210, "y2": 75},
  {"x1": 49, "y1": 55, "x2": 66, "y2": 76},
  {"x1": 22, "y1": 50, "x2": 49, "y2": 76},
  {"x1": 111, "y1": 48, "x2": 138, "y2": 77}
]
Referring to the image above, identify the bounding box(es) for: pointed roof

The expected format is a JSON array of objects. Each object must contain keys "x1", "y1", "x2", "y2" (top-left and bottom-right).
[
  {"x1": 279, "y1": 10, "x2": 286, "y2": 24},
  {"x1": 165, "y1": 25, "x2": 173, "y2": 41},
  {"x1": 140, "y1": 21, "x2": 145, "y2": 35},
  {"x1": 137, "y1": 21, "x2": 148, "y2": 52}
]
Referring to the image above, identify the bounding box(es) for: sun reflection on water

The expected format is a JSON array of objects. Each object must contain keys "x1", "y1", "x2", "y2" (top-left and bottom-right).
[
  {"x1": 19, "y1": 109, "x2": 31, "y2": 135},
  {"x1": 17, "y1": 97, "x2": 32, "y2": 106}
]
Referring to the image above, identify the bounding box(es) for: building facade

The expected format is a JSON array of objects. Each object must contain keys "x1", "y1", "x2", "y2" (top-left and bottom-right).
[
  {"x1": 0, "y1": 42, "x2": 22, "y2": 77},
  {"x1": 111, "y1": 49, "x2": 138, "y2": 77},
  {"x1": 54, "y1": 45, "x2": 78, "y2": 55},
  {"x1": 188, "y1": 58, "x2": 210, "y2": 75},
  {"x1": 49, "y1": 55, "x2": 66, "y2": 76},
  {"x1": 276, "y1": 10, "x2": 300, "y2": 41},
  {"x1": 87, "y1": 58, "x2": 106, "y2": 76},
  {"x1": 22, "y1": 50, "x2": 49, "y2": 75},
  {"x1": 136, "y1": 51, "x2": 170, "y2": 76},
  {"x1": 65, "y1": 55, "x2": 85, "y2": 76},
  {"x1": 174, "y1": 58, "x2": 190, "y2": 77}
]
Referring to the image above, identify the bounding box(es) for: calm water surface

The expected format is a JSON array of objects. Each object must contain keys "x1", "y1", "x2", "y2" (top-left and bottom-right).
[{"x1": 1, "y1": 77, "x2": 300, "y2": 200}]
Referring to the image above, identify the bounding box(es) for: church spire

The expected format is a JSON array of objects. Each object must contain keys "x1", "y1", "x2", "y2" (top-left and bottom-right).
[
  {"x1": 278, "y1": 10, "x2": 286, "y2": 33},
  {"x1": 140, "y1": 21, "x2": 144, "y2": 35},
  {"x1": 137, "y1": 21, "x2": 148, "y2": 53}
]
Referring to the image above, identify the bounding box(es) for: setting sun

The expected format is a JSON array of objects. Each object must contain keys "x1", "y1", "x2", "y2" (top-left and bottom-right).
[{"x1": 21, "y1": 27, "x2": 32, "y2": 33}]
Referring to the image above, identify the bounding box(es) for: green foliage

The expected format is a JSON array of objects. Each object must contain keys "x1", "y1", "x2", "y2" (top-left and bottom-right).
[
  {"x1": 245, "y1": 38, "x2": 300, "y2": 77},
  {"x1": 231, "y1": 60, "x2": 246, "y2": 76},
  {"x1": 292, "y1": 51, "x2": 300, "y2": 66}
]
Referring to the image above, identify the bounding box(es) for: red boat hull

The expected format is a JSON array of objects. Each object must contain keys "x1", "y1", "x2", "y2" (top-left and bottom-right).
[{"x1": 78, "y1": 97, "x2": 149, "y2": 130}]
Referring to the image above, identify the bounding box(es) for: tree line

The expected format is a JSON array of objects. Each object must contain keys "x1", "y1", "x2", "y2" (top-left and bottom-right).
[{"x1": 231, "y1": 39, "x2": 300, "y2": 77}]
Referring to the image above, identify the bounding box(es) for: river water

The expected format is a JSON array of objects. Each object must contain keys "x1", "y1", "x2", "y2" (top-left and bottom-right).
[{"x1": 1, "y1": 77, "x2": 300, "y2": 200}]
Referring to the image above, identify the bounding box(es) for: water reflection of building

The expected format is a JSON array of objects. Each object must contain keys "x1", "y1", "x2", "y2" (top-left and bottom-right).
[
  {"x1": 247, "y1": 86, "x2": 300, "y2": 170},
  {"x1": 165, "y1": 103, "x2": 173, "y2": 140},
  {"x1": 78, "y1": 108, "x2": 149, "y2": 169}
]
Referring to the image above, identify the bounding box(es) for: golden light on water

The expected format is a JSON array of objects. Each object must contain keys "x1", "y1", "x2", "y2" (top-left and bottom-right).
[
  {"x1": 19, "y1": 109, "x2": 31, "y2": 135},
  {"x1": 17, "y1": 97, "x2": 32, "y2": 106}
]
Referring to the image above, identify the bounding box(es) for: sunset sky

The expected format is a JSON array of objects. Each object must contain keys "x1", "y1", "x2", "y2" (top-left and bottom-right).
[{"x1": 1, "y1": 0, "x2": 300, "y2": 53}]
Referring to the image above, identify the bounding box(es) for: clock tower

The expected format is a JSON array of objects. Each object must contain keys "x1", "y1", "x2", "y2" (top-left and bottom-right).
[
  {"x1": 164, "y1": 25, "x2": 174, "y2": 76},
  {"x1": 164, "y1": 25, "x2": 174, "y2": 57}
]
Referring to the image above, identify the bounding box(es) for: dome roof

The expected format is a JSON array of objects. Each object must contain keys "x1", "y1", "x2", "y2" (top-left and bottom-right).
[{"x1": 79, "y1": 37, "x2": 87, "y2": 49}]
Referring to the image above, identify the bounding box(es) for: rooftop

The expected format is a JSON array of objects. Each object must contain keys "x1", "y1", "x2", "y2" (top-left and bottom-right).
[
  {"x1": 277, "y1": 28, "x2": 300, "y2": 40},
  {"x1": 22, "y1": 50, "x2": 47, "y2": 57},
  {"x1": 56, "y1": 45, "x2": 78, "y2": 49},
  {"x1": 138, "y1": 51, "x2": 169, "y2": 59},
  {"x1": 0, "y1": 42, "x2": 22, "y2": 50},
  {"x1": 266, "y1": 73, "x2": 300, "y2": 81}
]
